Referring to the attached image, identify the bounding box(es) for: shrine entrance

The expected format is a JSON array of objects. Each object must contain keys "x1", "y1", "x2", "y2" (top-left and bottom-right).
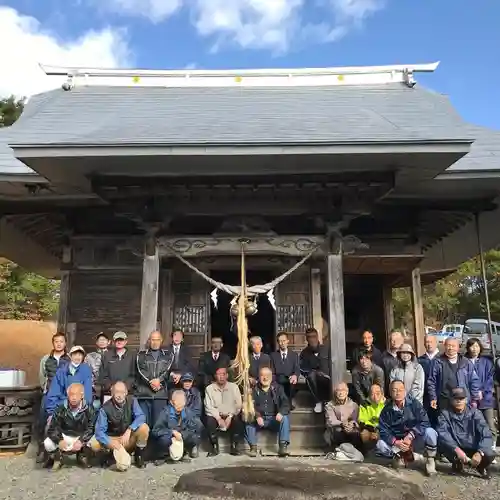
[{"x1": 210, "y1": 270, "x2": 276, "y2": 358}]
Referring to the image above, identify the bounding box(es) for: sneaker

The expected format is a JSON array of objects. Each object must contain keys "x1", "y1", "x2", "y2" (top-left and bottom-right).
[
  {"x1": 425, "y1": 457, "x2": 437, "y2": 476},
  {"x1": 313, "y1": 403, "x2": 323, "y2": 414},
  {"x1": 392, "y1": 455, "x2": 405, "y2": 470}
]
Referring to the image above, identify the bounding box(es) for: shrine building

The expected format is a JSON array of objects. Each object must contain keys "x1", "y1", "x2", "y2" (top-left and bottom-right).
[{"x1": 1, "y1": 62, "x2": 500, "y2": 385}]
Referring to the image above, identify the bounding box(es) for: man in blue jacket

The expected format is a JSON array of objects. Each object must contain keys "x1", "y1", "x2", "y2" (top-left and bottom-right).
[
  {"x1": 45, "y1": 346, "x2": 93, "y2": 416},
  {"x1": 417, "y1": 334, "x2": 440, "y2": 426},
  {"x1": 152, "y1": 390, "x2": 202, "y2": 464},
  {"x1": 427, "y1": 337, "x2": 481, "y2": 412},
  {"x1": 377, "y1": 380, "x2": 438, "y2": 476},
  {"x1": 437, "y1": 387, "x2": 495, "y2": 478}
]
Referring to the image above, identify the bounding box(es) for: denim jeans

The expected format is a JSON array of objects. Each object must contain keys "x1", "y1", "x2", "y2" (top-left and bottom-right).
[
  {"x1": 138, "y1": 399, "x2": 168, "y2": 428},
  {"x1": 245, "y1": 415, "x2": 291, "y2": 445},
  {"x1": 376, "y1": 427, "x2": 438, "y2": 457}
]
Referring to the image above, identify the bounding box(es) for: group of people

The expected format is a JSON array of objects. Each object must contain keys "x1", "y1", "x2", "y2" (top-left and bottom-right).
[
  {"x1": 36, "y1": 327, "x2": 330, "y2": 471},
  {"x1": 36, "y1": 325, "x2": 498, "y2": 478},
  {"x1": 329, "y1": 329, "x2": 497, "y2": 478}
]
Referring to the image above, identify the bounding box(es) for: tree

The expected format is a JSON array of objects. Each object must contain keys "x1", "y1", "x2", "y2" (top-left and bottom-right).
[
  {"x1": 393, "y1": 248, "x2": 500, "y2": 330},
  {"x1": 0, "y1": 96, "x2": 24, "y2": 127},
  {"x1": 0, "y1": 96, "x2": 59, "y2": 320}
]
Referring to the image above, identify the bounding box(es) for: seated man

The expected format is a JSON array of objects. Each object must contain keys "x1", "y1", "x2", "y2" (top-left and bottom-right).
[
  {"x1": 90, "y1": 381, "x2": 149, "y2": 470},
  {"x1": 180, "y1": 372, "x2": 202, "y2": 421},
  {"x1": 358, "y1": 384, "x2": 385, "y2": 451},
  {"x1": 437, "y1": 387, "x2": 495, "y2": 479},
  {"x1": 249, "y1": 336, "x2": 271, "y2": 386},
  {"x1": 299, "y1": 328, "x2": 331, "y2": 413},
  {"x1": 152, "y1": 390, "x2": 202, "y2": 464},
  {"x1": 271, "y1": 332, "x2": 300, "y2": 409},
  {"x1": 197, "y1": 335, "x2": 231, "y2": 393},
  {"x1": 245, "y1": 366, "x2": 291, "y2": 458},
  {"x1": 377, "y1": 380, "x2": 438, "y2": 476},
  {"x1": 43, "y1": 383, "x2": 96, "y2": 470},
  {"x1": 351, "y1": 351, "x2": 385, "y2": 406},
  {"x1": 45, "y1": 346, "x2": 93, "y2": 417},
  {"x1": 324, "y1": 382, "x2": 360, "y2": 451},
  {"x1": 204, "y1": 366, "x2": 244, "y2": 456}
]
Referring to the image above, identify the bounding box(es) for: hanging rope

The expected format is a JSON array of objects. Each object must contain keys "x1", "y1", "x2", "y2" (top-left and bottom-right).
[
  {"x1": 171, "y1": 245, "x2": 318, "y2": 297},
  {"x1": 230, "y1": 242, "x2": 254, "y2": 421}
]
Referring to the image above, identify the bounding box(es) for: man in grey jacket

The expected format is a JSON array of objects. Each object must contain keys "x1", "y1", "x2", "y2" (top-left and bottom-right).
[{"x1": 389, "y1": 344, "x2": 425, "y2": 404}]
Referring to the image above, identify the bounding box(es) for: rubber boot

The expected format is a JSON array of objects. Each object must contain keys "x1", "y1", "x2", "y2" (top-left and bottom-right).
[
  {"x1": 425, "y1": 447, "x2": 437, "y2": 476},
  {"x1": 134, "y1": 447, "x2": 146, "y2": 468},
  {"x1": 77, "y1": 447, "x2": 93, "y2": 469},
  {"x1": 248, "y1": 445, "x2": 258, "y2": 457},
  {"x1": 207, "y1": 435, "x2": 220, "y2": 457},
  {"x1": 278, "y1": 442, "x2": 289, "y2": 457}
]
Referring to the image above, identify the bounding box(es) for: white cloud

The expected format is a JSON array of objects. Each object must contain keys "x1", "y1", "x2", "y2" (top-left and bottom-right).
[
  {"x1": 0, "y1": 7, "x2": 130, "y2": 98},
  {"x1": 102, "y1": 0, "x2": 182, "y2": 23},
  {"x1": 97, "y1": 0, "x2": 385, "y2": 52}
]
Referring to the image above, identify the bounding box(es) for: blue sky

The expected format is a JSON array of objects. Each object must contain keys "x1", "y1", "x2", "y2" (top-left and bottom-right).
[{"x1": 1, "y1": 0, "x2": 499, "y2": 129}]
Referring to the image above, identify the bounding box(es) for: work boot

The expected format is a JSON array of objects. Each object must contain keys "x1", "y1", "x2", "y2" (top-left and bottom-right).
[
  {"x1": 278, "y1": 442, "x2": 289, "y2": 457},
  {"x1": 134, "y1": 447, "x2": 146, "y2": 468},
  {"x1": 51, "y1": 450, "x2": 64, "y2": 471},
  {"x1": 189, "y1": 445, "x2": 199, "y2": 459},
  {"x1": 391, "y1": 454, "x2": 405, "y2": 470},
  {"x1": 207, "y1": 435, "x2": 220, "y2": 457},
  {"x1": 248, "y1": 445, "x2": 258, "y2": 457},
  {"x1": 76, "y1": 448, "x2": 92, "y2": 469},
  {"x1": 477, "y1": 465, "x2": 492, "y2": 480},
  {"x1": 425, "y1": 448, "x2": 437, "y2": 476},
  {"x1": 230, "y1": 439, "x2": 241, "y2": 456}
]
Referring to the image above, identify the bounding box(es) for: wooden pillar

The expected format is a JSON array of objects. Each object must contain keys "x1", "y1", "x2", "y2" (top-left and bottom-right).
[
  {"x1": 382, "y1": 285, "x2": 394, "y2": 348},
  {"x1": 57, "y1": 245, "x2": 71, "y2": 336},
  {"x1": 411, "y1": 268, "x2": 425, "y2": 356},
  {"x1": 139, "y1": 238, "x2": 160, "y2": 349},
  {"x1": 310, "y1": 267, "x2": 323, "y2": 342},
  {"x1": 160, "y1": 268, "x2": 173, "y2": 339},
  {"x1": 326, "y1": 242, "x2": 347, "y2": 389}
]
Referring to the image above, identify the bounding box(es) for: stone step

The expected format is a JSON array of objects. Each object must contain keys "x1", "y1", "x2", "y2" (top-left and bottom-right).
[{"x1": 289, "y1": 408, "x2": 325, "y2": 426}]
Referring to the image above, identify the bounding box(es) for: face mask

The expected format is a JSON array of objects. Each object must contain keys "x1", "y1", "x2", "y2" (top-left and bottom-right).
[{"x1": 71, "y1": 362, "x2": 81, "y2": 369}]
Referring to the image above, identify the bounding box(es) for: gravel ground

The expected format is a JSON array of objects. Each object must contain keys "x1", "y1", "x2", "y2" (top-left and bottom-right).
[{"x1": 0, "y1": 454, "x2": 499, "y2": 500}]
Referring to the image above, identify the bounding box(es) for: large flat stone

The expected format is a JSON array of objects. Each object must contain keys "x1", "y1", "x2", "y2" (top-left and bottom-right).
[{"x1": 173, "y1": 461, "x2": 425, "y2": 500}]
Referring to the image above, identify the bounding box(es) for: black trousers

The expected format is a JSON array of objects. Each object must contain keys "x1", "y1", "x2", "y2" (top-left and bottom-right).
[
  {"x1": 276, "y1": 375, "x2": 297, "y2": 401},
  {"x1": 206, "y1": 415, "x2": 244, "y2": 442},
  {"x1": 324, "y1": 426, "x2": 361, "y2": 451},
  {"x1": 440, "y1": 446, "x2": 495, "y2": 470},
  {"x1": 305, "y1": 370, "x2": 331, "y2": 403}
]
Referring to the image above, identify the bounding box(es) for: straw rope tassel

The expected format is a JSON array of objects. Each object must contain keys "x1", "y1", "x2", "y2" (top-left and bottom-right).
[{"x1": 231, "y1": 241, "x2": 255, "y2": 422}]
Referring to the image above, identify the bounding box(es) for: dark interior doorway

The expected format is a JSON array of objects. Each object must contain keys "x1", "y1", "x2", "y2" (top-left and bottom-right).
[{"x1": 210, "y1": 270, "x2": 276, "y2": 359}]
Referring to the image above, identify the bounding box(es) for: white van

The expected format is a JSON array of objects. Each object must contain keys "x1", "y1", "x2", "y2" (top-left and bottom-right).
[
  {"x1": 437, "y1": 324, "x2": 464, "y2": 344},
  {"x1": 462, "y1": 318, "x2": 500, "y2": 351}
]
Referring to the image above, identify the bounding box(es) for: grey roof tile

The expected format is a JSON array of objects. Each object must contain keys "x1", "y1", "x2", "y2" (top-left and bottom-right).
[
  {"x1": 0, "y1": 129, "x2": 36, "y2": 175},
  {"x1": 7, "y1": 83, "x2": 474, "y2": 147}
]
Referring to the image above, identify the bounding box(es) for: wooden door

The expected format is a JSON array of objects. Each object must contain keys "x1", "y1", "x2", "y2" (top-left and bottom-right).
[
  {"x1": 171, "y1": 266, "x2": 209, "y2": 360},
  {"x1": 275, "y1": 264, "x2": 312, "y2": 352}
]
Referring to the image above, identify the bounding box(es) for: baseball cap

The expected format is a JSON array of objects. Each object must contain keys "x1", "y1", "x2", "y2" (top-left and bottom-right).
[
  {"x1": 95, "y1": 332, "x2": 109, "y2": 340},
  {"x1": 69, "y1": 345, "x2": 86, "y2": 355},
  {"x1": 113, "y1": 331, "x2": 128, "y2": 341},
  {"x1": 180, "y1": 372, "x2": 194, "y2": 382},
  {"x1": 451, "y1": 387, "x2": 467, "y2": 400}
]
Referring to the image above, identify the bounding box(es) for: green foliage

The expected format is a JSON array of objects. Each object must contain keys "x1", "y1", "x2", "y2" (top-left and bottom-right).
[
  {"x1": 393, "y1": 249, "x2": 500, "y2": 329},
  {"x1": 0, "y1": 260, "x2": 59, "y2": 320},
  {"x1": 0, "y1": 96, "x2": 24, "y2": 127}
]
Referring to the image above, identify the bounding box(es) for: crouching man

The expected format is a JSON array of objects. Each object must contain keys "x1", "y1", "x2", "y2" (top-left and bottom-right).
[
  {"x1": 152, "y1": 390, "x2": 202, "y2": 464},
  {"x1": 437, "y1": 387, "x2": 495, "y2": 479},
  {"x1": 245, "y1": 366, "x2": 291, "y2": 458},
  {"x1": 43, "y1": 383, "x2": 95, "y2": 470},
  {"x1": 90, "y1": 381, "x2": 149, "y2": 470},
  {"x1": 377, "y1": 380, "x2": 438, "y2": 476}
]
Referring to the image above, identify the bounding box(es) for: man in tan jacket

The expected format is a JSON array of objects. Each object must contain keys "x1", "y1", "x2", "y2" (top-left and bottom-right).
[{"x1": 204, "y1": 366, "x2": 243, "y2": 456}]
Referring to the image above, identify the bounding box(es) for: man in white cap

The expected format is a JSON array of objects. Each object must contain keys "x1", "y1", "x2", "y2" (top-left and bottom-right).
[
  {"x1": 99, "y1": 331, "x2": 136, "y2": 397},
  {"x1": 90, "y1": 381, "x2": 149, "y2": 470},
  {"x1": 152, "y1": 390, "x2": 202, "y2": 464},
  {"x1": 45, "y1": 346, "x2": 93, "y2": 417}
]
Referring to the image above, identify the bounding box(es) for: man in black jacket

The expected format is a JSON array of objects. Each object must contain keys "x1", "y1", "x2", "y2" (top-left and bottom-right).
[
  {"x1": 271, "y1": 332, "x2": 300, "y2": 409},
  {"x1": 98, "y1": 331, "x2": 136, "y2": 396},
  {"x1": 300, "y1": 328, "x2": 331, "y2": 413},
  {"x1": 351, "y1": 350, "x2": 385, "y2": 405},
  {"x1": 351, "y1": 330, "x2": 383, "y2": 369},
  {"x1": 135, "y1": 330, "x2": 173, "y2": 427},
  {"x1": 245, "y1": 366, "x2": 291, "y2": 457},
  {"x1": 249, "y1": 336, "x2": 271, "y2": 385},
  {"x1": 43, "y1": 383, "x2": 96, "y2": 470},
  {"x1": 380, "y1": 329, "x2": 404, "y2": 393},
  {"x1": 197, "y1": 335, "x2": 231, "y2": 393},
  {"x1": 167, "y1": 328, "x2": 195, "y2": 388}
]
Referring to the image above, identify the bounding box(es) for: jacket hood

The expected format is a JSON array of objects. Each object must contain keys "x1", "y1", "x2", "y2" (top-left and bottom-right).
[{"x1": 397, "y1": 343, "x2": 416, "y2": 361}]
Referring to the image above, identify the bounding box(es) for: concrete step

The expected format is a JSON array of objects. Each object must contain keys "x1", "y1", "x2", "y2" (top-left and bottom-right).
[{"x1": 289, "y1": 408, "x2": 325, "y2": 426}]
